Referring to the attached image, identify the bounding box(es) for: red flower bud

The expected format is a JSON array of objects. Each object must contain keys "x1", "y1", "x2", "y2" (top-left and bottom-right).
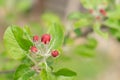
[
  {"x1": 51, "y1": 50, "x2": 59, "y2": 57},
  {"x1": 30, "y1": 46, "x2": 38, "y2": 53},
  {"x1": 41, "y1": 34, "x2": 51, "y2": 44},
  {"x1": 33, "y1": 35, "x2": 39, "y2": 42},
  {"x1": 99, "y1": 9, "x2": 107, "y2": 16}
]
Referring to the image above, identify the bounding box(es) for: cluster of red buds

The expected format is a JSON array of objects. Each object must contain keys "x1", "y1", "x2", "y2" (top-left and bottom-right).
[
  {"x1": 30, "y1": 34, "x2": 59, "y2": 57},
  {"x1": 89, "y1": 4, "x2": 107, "y2": 21}
]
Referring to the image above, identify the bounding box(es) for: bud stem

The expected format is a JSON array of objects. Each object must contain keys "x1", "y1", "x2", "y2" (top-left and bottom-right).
[{"x1": 25, "y1": 51, "x2": 38, "y2": 65}]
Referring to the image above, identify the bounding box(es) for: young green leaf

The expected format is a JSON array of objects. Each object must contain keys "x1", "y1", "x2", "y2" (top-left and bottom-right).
[
  {"x1": 0, "y1": 0, "x2": 5, "y2": 6},
  {"x1": 104, "y1": 19, "x2": 120, "y2": 30},
  {"x1": 4, "y1": 25, "x2": 33, "y2": 59},
  {"x1": 80, "y1": 0, "x2": 104, "y2": 9},
  {"x1": 4, "y1": 26, "x2": 25, "y2": 59},
  {"x1": 68, "y1": 12, "x2": 84, "y2": 20},
  {"x1": 23, "y1": 26, "x2": 32, "y2": 36},
  {"x1": 16, "y1": 0, "x2": 32, "y2": 12},
  {"x1": 14, "y1": 64, "x2": 36, "y2": 80},
  {"x1": 48, "y1": 23, "x2": 64, "y2": 49},
  {"x1": 74, "y1": 19, "x2": 90, "y2": 28},
  {"x1": 93, "y1": 23, "x2": 108, "y2": 39},
  {"x1": 73, "y1": 45, "x2": 96, "y2": 57},
  {"x1": 41, "y1": 13, "x2": 61, "y2": 27},
  {"x1": 104, "y1": 19, "x2": 120, "y2": 40},
  {"x1": 107, "y1": 7, "x2": 120, "y2": 20},
  {"x1": 54, "y1": 68, "x2": 77, "y2": 77},
  {"x1": 86, "y1": 38, "x2": 98, "y2": 49},
  {"x1": 74, "y1": 28, "x2": 82, "y2": 37},
  {"x1": 11, "y1": 26, "x2": 33, "y2": 51},
  {"x1": 68, "y1": 12, "x2": 91, "y2": 20},
  {"x1": 40, "y1": 69, "x2": 56, "y2": 80},
  {"x1": 40, "y1": 69, "x2": 48, "y2": 80},
  {"x1": 80, "y1": 0, "x2": 93, "y2": 9},
  {"x1": 41, "y1": 13, "x2": 64, "y2": 49}
]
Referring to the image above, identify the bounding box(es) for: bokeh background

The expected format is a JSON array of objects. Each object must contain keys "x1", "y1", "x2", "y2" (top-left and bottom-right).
[{"x1": 0, "y1": 0, "x2": 120, "y2": 80}]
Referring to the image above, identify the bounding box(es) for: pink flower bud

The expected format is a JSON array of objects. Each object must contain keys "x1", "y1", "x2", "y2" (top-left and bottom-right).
[
  {"x1": 30, "y1": 46, "x2": 38, "y2": 53},
  {"x1": 33, "y1": 35, "x2": 39, "y2": 42},
  {"x1": 41, "y1": 34, "x2": 51, "y2": 44},
  {"x1": 99, "y1": 9, "x2": 107, "y2": 16},
  {"x1": 51, "y1": 50, "x2": 59, "y2": 57}
]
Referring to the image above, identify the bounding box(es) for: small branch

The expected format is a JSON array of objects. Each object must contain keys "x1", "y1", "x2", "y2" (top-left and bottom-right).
[
  {"x1": 24, "y1": 51, "x2": 37, "y2": 65},
  {"x1": 81, "y1": 28, "x2": 93, "y2": 37},
  {"x1": 0, "y1": 70, "x2": 15, "y2": 74},
  {"x1": 25, "y1": 53, "x2": 37, "y2": 65},
  {"x1": 74, "y1": 25, "x2": 109, "y2": 39}
]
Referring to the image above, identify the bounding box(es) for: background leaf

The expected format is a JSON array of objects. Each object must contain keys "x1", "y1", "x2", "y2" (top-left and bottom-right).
[
  {"x1": 74, "y1": 28, "x2": 82, "y2": 37},
  {"x1": 104, "y1": 19, "x2": 120, "y2": 30},
  {"x1": 73, "y1": 45, "x2": 96, "y2": 57},
  {"x1": 16, "y1": 0, "x2": 32, "y2": 12},
  {"x1": 93, "y1": 23, "x2": 108, "y2": 39},
  {"x1": 41, "y1": 13, "x2": 61, "y2": 27},
  {"x1": 68, "y1": 12, "x2": 90, "y2": 20},
  {"x1": 74, "y1": 19, "x2": 90, "y2": 28},
  {"x1": 86, "y1": 38, "x2": 98, "y2": 49}
]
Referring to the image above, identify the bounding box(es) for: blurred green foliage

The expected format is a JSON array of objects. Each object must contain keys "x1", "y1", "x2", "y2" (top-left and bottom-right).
[
  {"x1": 0, "y1": 0, "x2": 119, "y2": 80},
  {"x1": 68, "y1": 0, "x2": 120, "y2": 39},
  {"x1": 52, "y1": 50, "x2": 110, "y2": 80}
]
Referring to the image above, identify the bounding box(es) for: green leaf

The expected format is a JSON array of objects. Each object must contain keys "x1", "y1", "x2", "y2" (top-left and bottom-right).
[
  {"x1": 4, "y1": 25, "x2": 33, "y2": 59},
  {"x1": 86, "y1": 38, "x2": 98, "y2": 49},
  {"x1": 40, "y1": 69, "x2": 48, "y2": 80},
  {"x1": 68, "y1": 12, "x2": 91, "y2": 20},
  {"x1": 74, "y1": 28, "x2": 82, "y2": 37},
  {"x1": 104, "y1": 19, "x2": 120, "y2": 40},
  {"x1": 80, "y1": 0, "x2": 93, "y2": 9},
  {"x1": 42, "y1": 13, "x2": 61, "y2": 26},
  {"x1": 16, "y1": 0, "x2": 32, "y2": 12},
  {"x1": 104, "y1": 19, "x2": 120, "y2": 30},
  {"x1": 54, "y1": 68, "x2": 77, "y2": 77},
  {"x1": 42, "y1": 13, "x2": 64, "y2": 49},
  {"x1": 105, "y1": 19, "x2": 120, "y2": 40},
  {"x1": 14, "y1": 64, "x2": 35, "y2": 80},
  {"x1": 73, "y1": 45, "x2": 95, "y2": 57},
  {"x1": 40, "y1": 69, "x2": 56, "y2": 80},
  {"x1": 22, "y1": 57, "x2": 34, "y2": 66},
  {"x1": 23, "y1": 26, "x2": 32, "y2": 36},
  {"x1": 68, "y1": 12, "x2": 84, "y2": 20},
  {"x1": 74, "y1": 19, "x2": 90, "y2": 28},
  {"x1": 4, "y1": 26, "x2": 25, "y2": 59},
  {"x1": 93, "y1": 23, "x2": 108, "y2": 39},
  {"x1": 23, "y1": 26, "x2": 33, "y2": 42},
  {"x1": 48, "y1": 23, "x2": 64, "y2": 49},
  {"x1": 80, "y1": 0, "x2": 107, "y2": 9},
  {"x1": 30, "y1": 22, "x2": 43, "y2": 35},
  {"x1": 107, "y1": 6, "x2": 120, "y2": 20},
  {"x1": 0, "y1": 0, "x2": 5, "y2": 6},
  {"x1": 11, "y1": 26, "x2": 33, "y2": 51}
]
